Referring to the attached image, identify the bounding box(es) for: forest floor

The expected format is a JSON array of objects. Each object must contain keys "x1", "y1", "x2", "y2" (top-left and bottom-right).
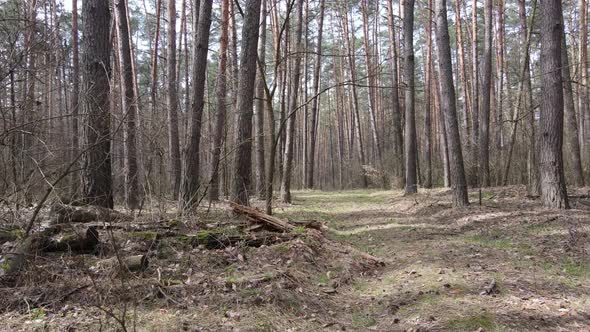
[{"x1": 1, "y1": 186, "x2": 590, "y2": 331}]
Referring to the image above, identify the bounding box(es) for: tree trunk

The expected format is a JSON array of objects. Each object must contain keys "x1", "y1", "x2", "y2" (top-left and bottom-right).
[
  {"x1": 167, "y1": 0, "x2": 181, "y2": 199},
  {"x1": 82, "y1": 0, "x2": 113, "y2": 208},
  {"x1": 70, "y1": 0, "x2": 81, "y2": 197},
  {"x1": 518, "y1": 0, "x2": 540, "y2": 196},
  {"x1": 305, "y1": 0, "x2": 325, "y2": 189},
  {"x1": 280, "y1": 0, "x2": 304, "y2": 203},
  {"x1": 209, "y1": 0, "x2": 230, "y2": 202},
  {"x1": 404, "y1": 0, "x2": 418, "y2": 194},
  {"x1": 538, "y1": 0, "x2": 569, "y2": 209},
  {"x1": 180, "y1": 0, "x2": 213, "y2": 210},
  {"x1": 254, "y1": 0, "x2": 268, "y2": 198},
  {"x1": 479, "y1": 0, "x2": 492, "y2": 187},
  {"x1": 435, "y1": 0, "x2": 469, "y2": 207},
  {"x1": 580, "y1": 0, "x2": 589, "y2": 163},
  {"x1": 423, "y1": 0, "x2": 433, "y2": 189},
  {"x1": 386, "y1": 0, "x2": 404, "y2": 188},
  {"x1": 560, "y1": 15, "x2": 585, "y2": 187},
  {"x1": 470, "y1": 0, "x2": 479, "y2": 187},
  {"x1": 230, "y1": 0, "x2": 263, "y2": 205},
  {"x1": 115, "y1": 0, "x2": 140, "y2": 210}
]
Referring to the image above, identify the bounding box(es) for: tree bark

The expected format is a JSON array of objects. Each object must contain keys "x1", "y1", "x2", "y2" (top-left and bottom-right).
[
  {"x1": 538, "y1": 0, "x2": 569, "y2": 209},
  {"x1": 386, "y1": 0, "x2": 404, "y2": 188},
  {"x1": 305, "y1": 0, "x2": 325, "y2": 189},
  {"x1": 404, "y1": 0, "x2": 418, "y2": 194},
  {"x1": 82, "y1": 0, "x2": 113, "y2": 208},
  {"x1": 115, "y1": 0, "x2": 141, "y2": 210},
  {"x1": 435, "y1": 0, "x2": 469, "y2": 207},
  {"x1": 560, "y1": 15, "x2": 585, "y2": 187},
  {"x1": 470, "y1": 0, "x2": 479, "y2": 186},
  {"x1": 167, "y1": 0, "x2": 182, "y2": 199},
  {"x1": 209, "y1": 0, "x2": 230, "y2": 202},
  {"x1": 518, "y1": 0, "x2": 540, "y2": 196},
  {"x1": 479, "y1": 0, "x2": 492, "y2": 187},
  {"x1": 280, "y1": 0, "x2": 304, "y2": 203},
  {"x1": 423, "y1": 0, "x2": 433, "y2": 189},
  {"x1": 180, "y1": 0, "x2": 213, "y2": 210},
  {"x1": 254, "y1": 0, "x2": 268, "y2": 198},
  {"x1": 231, "y1": 0, "x2": 263, "y2": 205}
]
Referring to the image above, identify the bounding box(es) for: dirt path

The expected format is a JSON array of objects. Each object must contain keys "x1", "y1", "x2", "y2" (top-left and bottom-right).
[{"x1": 277, "y1": 187, "x2": 590, "y2": 331}]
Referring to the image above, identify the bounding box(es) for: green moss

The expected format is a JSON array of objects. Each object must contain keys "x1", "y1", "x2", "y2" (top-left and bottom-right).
[
  {"x1": 447, "y1": 313, "x2": 496, "y2": 331},
  {"x1": 128, "y1": 231, "x2": 158, "y2": 241}
]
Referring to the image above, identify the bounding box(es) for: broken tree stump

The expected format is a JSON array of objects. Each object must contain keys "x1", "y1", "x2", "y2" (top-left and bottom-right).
[{"x1": 230, "y1": 202, "x2": 295, "y2": 232}]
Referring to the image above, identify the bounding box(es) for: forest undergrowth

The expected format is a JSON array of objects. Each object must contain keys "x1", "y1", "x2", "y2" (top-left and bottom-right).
[{"x1": 1, "y1": 186, "x2": 590, "y2": 331}]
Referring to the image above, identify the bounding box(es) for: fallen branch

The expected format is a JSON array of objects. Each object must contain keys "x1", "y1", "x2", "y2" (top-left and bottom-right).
[{"x1": 230, "y1": 202, "x2": 294, "y2": 232}]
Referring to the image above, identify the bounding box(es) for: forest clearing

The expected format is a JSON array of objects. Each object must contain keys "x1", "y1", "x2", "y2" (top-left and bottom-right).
[
  {"x1": 2, "y1": 0, "x2": 590, "y2": 330},
  {"x1": 1, "y1": 188, "x2": 590, "y2": 331}
]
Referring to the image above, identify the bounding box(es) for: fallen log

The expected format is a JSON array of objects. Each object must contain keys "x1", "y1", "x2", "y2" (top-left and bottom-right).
[
  {"x1": 0, "y1": 231, "x2": 48, "y2": 277},
  {"x1": 190, "y1": 230, "x2": 295, "y2": 249},
  {"x1": 0, "y1": 227, "x2": 21, "y2": 244},
  {"x1": 230, "y1": 202, "x2": 295, "y2": 232},
  {"x1": 43, "y1": 226, "x2": 99, "y2": 253},
  {"x1": 50, "y1": 204, "x2": 132, "y2": 224},
  {"x1": 95, "y1": 255, "x2": 149, "y2": 273}
]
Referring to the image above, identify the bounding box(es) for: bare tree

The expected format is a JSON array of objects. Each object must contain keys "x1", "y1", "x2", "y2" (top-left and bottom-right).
[
  {"x1": 404, "y1": 0, "x2": 418, "y2": 194},
  {"x1": 254, "y1": 0, "x2": 268, "y2": 198},
  {"x1": 538, "y1": 0, "x2": 569, "y2": 209},
  {"x1": 209, "y1": 0, "x2": 230, "y2": 202},
  {"x1": 280, "y1": 0, "x2": 304, "y2": 203},
  {"x1": 167, "y1": 0, "x2": 181, "y2": 199},
  {"x1": 386, "y1": 0, "x2": 404, "y2": 188},
  {"x1": 82, "y1": 0, "x2": 113, "y2": 208},
  {"x1": 305, "y1": 0, "x2": 325, "y2": 189},
  {"x1": 435, "y1": 0, "x2": 469, "y2": 207},
  {"x1": 479, "y1": 0, "x2": 492, "y2": 187},
  {"x1": 231, "y1": 0, "x2": 263, "y2": 205},
  {"x1": 115, "y1": 0, "x2": 141, "y2": 209},
  {"x1": 180, "y1": 0, "x2": 213, "y2": 210}
]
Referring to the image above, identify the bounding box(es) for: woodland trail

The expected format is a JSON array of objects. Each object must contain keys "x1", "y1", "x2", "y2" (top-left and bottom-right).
[{"x1": 277, "y1": 187, "x2": 590, "y2": 331}]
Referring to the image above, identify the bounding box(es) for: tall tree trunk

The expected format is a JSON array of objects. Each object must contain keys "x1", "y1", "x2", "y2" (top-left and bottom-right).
[
  {"x1": 560, "y1": 16, "x2": 585, "y2": 187},
  {"x1": 386, "y1": 0, "x2": 404, "y2": 188},
  {"x1": 70, "y1": 0, "x2": 81, "y2": 196},
  {"x1": 341, "y1": 2, "x2": 368, "y2": 188},
  {"x1": 404, "y1": 0, "x2": 418, "y2": 194},
  {"x1": 538, "y1": 0, "x2": 569, "y2": 209},
  {"x1": 435, "y1": 0, "x2": 469, "y2": 207},
  {"x1": 82, "y1": 0, "x2": 113, "y2": 208},
  {"x1": 423, "y1": 0, "x2": 433, "y2": 189},
  {"x1": 479, "y1": 0, "x2": 492, "y2": 187},
  {"x1": 453, "y1": 0, "x2": 471, "y2": 150},
  {"x1": 470, "y1": 0, "x2": 479, "y2": 186},
  {"x1": 115, "y1": 0, "x2": 141, "y2": 209},
  {"x1": 231, "y1": 0, "x2": 263, "y2": 205},
  {"x1": 580, "y1": 0, "x2": 589, "y2": 163},
  {"x1": 361, "y1": 0, "x2": 386, "y2": 187},
  {"x1": 209, "y1": 0, "x2": 230, "y2": 202},
  {"x1": 305, "y1": 0, "x2": 325, "y2": 189},
  {"x1": 518, "y1": 0, "x2": 540, "y2": 195},
  {"x1": 180, "y1": 0, "x2": 213, "y2": 210},
  {"x1": 280, "y1": 0, "x2": 304, "y2": 203},
  {"x1": 167, "y1": 0, "x2": 181, "y2": 199},
  {"x1": 254, "y1": 0, "x2": 268, "y2": 198}
]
